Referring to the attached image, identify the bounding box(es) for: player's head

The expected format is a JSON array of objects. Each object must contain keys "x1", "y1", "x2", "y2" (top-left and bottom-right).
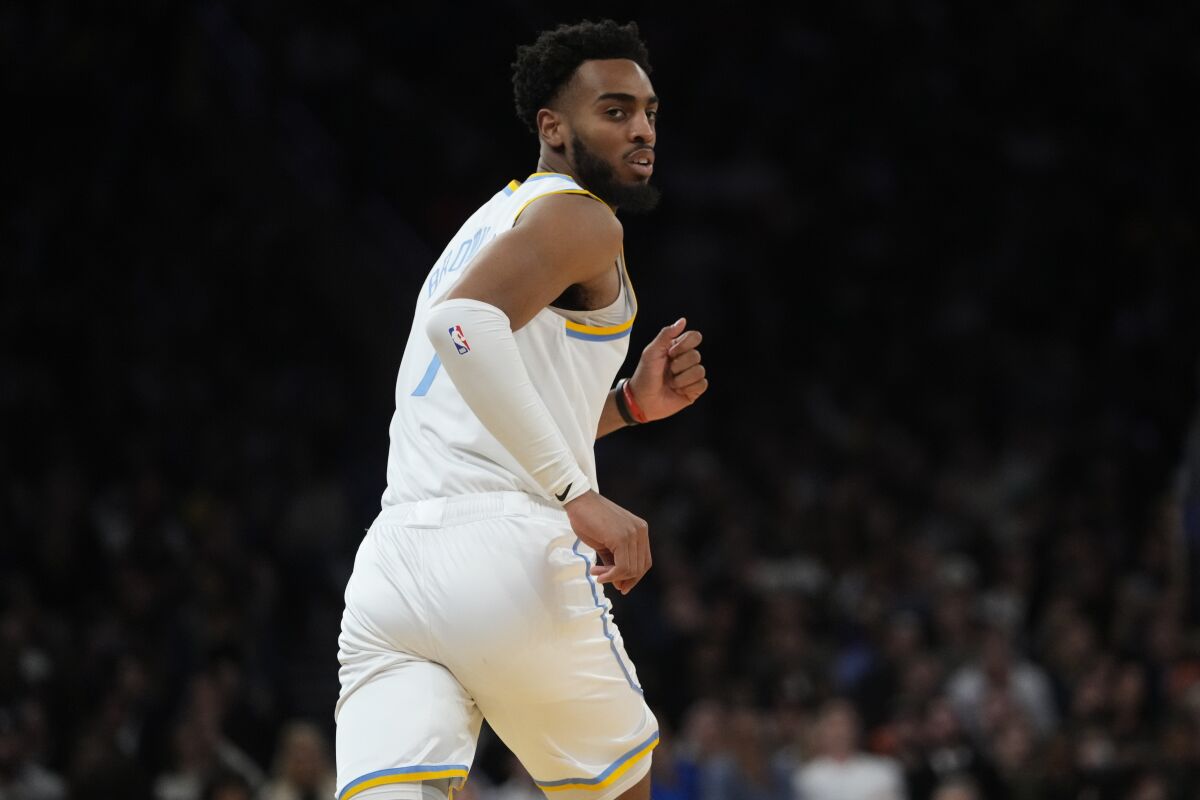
[{"x1": 512, "y1": 19, "x2": 660, "y2": 213}]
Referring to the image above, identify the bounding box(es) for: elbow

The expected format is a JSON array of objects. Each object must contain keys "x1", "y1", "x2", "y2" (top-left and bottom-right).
[{"x1": 424, "y1": 298, "x2": 511, "y2": 356}]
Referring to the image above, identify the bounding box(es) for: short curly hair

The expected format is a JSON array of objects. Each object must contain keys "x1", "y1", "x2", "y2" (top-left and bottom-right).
[{"x1": 512, "y1": 19, "x2": 652, "y2": 134}]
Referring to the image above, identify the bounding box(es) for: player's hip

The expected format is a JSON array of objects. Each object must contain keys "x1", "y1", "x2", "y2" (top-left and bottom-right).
[{"x1": 340, "y1": 491, "x2": 606, "y2": 662}]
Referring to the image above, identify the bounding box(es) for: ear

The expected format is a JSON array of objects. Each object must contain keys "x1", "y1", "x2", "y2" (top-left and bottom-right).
[{"x1": 537, "y1": 108, "x2": 568, "y2": 151}]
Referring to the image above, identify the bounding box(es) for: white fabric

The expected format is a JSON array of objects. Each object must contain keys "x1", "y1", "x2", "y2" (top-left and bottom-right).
[
  {"x1": 946, "y1": 660, "x2": 1058, "y2": 737},
  {"x1": 347, "y1": 174, "x2": 646, "y2": 800},
  {"x1": 381, "y1": 173, "x2": 635, "y2": 508},
  {"x1": 794, "y1": 755, "x2": 906, "y2": 800},
  {"x1": 335, "y1": 492, "x2": 658, "y2": 800},
  {"x1": 424, "y1": 298, "x2": 590, "y2": 504},
  {"x1": 342, "y1": 782, "x2": 447, "y2": 799}
]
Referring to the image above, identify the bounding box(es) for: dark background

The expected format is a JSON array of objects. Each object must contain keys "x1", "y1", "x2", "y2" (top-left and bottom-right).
[{"x1": 3, "y1": 2, "x2": 1200, "y2": 799}]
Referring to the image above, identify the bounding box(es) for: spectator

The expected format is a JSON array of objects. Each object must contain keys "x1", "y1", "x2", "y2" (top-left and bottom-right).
[
  {"x1": 700, "y1": 707, "x2": 792, "y2": 800},
  {"x1": 946, "y1": 623, "x2": 1057, "y2": 742},
  {"x1": 257, "y1": 720, "x2": 335, "y2": 800},
  {"x1": 904, "y1": 697, "x2": 1001, "y2": 800},
  {"x1": 481, "y1": 754, "x2": 542, "y2": 800},
  {"x1": 0, "y1": 705, "x2": 66, "y2": 800},
  {"x1": 1124, "y1": 771, "x2": 1169, "y2": 800},
  {"x1": 987, "y1": 714, "x2": 1040, "y2": 800},
  {"x1": 154, "y1": 710, "x2": 264, "y2": 800},
  {"x1": 650, "y1": 717, "x2": 701, "y2": 800},
  {"x1": 205, "y1": 770, "x2": 255, "y2": 800},
  {"x1": 930, "y1": 775, "x2": 980, "y2": 800},
  {"x1": 793, "y1": 698, "x2": 905, "y2": 800}
]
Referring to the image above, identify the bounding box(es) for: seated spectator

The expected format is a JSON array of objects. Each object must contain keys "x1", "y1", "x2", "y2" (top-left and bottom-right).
[
  {"x1": 946, "y1": 622, "x2": 1057, "y2": 742},
  {"x1": 484, "y1": 753, "x2": 542, "y2": 800},
  {"x1": 0, "y1": 704, "x2": 66, "y2": 800},
  {"x1": 257, "y1": 720, "x2": 336, "y2": 800},
  {"x1": 905, "y1": 697, "x2": 1001, "y2": 800},
  {"x1": 1124, "y1": 771, "x2": 1169, "y2": 800},
  {"x1": 154, "y1": 712, "x2": 264, "y2": 800},
  {"x1": 701, "y1": 707, "x2": 792, "y2": 800},
  {"x1": 793, "y1": 698, "x2": 905, "y2": 800},
  {"x1": 205, "y1": 770, "x2": 254, "y2": 800},
  {"x1": 650, "y1": 717, "x2": 701, "y2": 800},
  {"x1": 930, "y1": 775, "x2": 980, "y2": 800},
  {"x1": 987, "y1": 713, "x2": 1041, "y2": 800}
]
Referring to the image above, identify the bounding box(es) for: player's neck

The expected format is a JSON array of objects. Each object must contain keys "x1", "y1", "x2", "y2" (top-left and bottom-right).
[
  {"x1": 532, "y1": 156, "x2": 619, "y2": 213},
  {"x1": 535, "y1": 156, "x2": 576, "y2": 182}
]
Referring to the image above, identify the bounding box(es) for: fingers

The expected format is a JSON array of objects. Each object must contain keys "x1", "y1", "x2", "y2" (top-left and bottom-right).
[
  {"x1": 636, "y1": 527, "x2": 652, "y2": 588},
  {"x1": 569, "y1": 494, "x2": 652, "y2": 595},
  {"x1": 666, "y1": 329, "x2": 702, "y2": 357},
  {"x1": 591, "y1": 547, "x2": 641, "y2": 594},
  {"x1": 615, "y1": 529, "x2": 649, "y2": 594},
  {"x1": 589, "y1": 533, "x2": 652, "y2": 595},
  {"x1": 648, "y1": 318, "x2": 687, "y2": 355},
  {"x1": 590, "y1": 561, "x2": 636, "y2": 593},
  {"x1": 668, "y1": 349, "x2": 701, "y2": 375},
  {"x1": 662, "y1": 328, "x2": 707, "y2": 403},
  {"x1": 669, "y1": 364, "x2": 707, "y2": 391},
  {"x1": 666, "y1": 376, "x2": 709, "y2": 403}
]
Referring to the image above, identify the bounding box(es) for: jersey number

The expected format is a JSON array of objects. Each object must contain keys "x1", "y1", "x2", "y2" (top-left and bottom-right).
[{"x1": 411, "y1": 354, "x2": 441, "y2": 396}]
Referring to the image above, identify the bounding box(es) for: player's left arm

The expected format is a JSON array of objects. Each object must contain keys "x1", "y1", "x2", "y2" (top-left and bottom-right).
[{"x1": 597, "y1": 316, "x2": 708, "y2": 438}]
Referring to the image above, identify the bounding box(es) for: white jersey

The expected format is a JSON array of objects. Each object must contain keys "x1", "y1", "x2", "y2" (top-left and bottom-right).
[{"x1": 382, "y1": 172, "x2": 636, "y2": 507}]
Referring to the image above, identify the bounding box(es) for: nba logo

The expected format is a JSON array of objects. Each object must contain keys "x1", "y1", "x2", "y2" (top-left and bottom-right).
[{"x1": 449, "y1": 325, "x2": 471, "y2": 354}]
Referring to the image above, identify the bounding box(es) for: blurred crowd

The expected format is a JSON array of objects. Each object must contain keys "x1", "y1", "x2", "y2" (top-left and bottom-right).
[{"x1": 3, "y1": 1, "x2": 1199, "y2": 799}]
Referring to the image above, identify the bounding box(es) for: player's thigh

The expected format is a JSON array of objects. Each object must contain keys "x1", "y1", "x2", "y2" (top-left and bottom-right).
[
  {"x1": 616, "y1": 773, "x2": 651, "y2": 800},
  {"x1": 335, "y1": 655, "x2": 481, "y2": 800},
  {"x1": 457, "y1": 531, "x2": 659, "y2": 800}
]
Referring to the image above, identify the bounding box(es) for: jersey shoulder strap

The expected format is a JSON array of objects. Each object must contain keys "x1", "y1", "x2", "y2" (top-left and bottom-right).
[{"x1": 504, "y1": 172, "x2": 610, "y2": 224}]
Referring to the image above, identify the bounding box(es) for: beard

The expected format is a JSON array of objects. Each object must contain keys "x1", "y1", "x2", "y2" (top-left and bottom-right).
[{"x1": 570, "y1": 133, "x2": 661, "y2": 214}]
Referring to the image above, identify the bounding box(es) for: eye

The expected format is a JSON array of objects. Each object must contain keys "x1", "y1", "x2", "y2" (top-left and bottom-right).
[
  {"x1": 605, "y1": 107, "x2": 627, "y2": 120},
  {"x1": 647, "y1": 109, "x2": 658, "y2": 122}
]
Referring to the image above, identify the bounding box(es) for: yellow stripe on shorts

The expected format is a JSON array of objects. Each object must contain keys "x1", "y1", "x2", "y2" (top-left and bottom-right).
[
  {"x1": 535, "y1": 731, "x2": 660, "y2": 792},
  {"x1": 339, "y1": 766, "x2": 470, "y2": 800}
]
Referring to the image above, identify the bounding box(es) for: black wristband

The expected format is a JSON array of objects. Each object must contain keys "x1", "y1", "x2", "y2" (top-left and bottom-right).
[{"x1": 613, "y1": 378, "x2": 639, "y2": 426}]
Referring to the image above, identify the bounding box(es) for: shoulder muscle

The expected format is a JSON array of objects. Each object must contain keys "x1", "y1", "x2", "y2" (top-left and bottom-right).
[{"x1": 444, "y1": 193, "x2": 622, "y2": 330}]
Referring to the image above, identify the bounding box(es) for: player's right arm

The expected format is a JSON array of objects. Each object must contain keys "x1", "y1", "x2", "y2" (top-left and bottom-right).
[
  {"x1": 424, "y1": 193, "x2": 651, "y2": 594},
  {"x1": 445, "y1": 193, "x2": 620, "y2": 329}
]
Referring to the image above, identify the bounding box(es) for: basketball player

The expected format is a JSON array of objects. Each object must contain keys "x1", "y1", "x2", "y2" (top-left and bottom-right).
[{"x1": 333, "y1": 19, "x2": 707, "y2": 800}]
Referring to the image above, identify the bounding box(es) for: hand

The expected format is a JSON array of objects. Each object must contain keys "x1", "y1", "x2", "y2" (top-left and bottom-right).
[
  {"x1": 629, "y1": 317, "x2": 708, "y2": 421},
  {"x1": 563, "y1": 490, "x2": 651, "y2": 595}
]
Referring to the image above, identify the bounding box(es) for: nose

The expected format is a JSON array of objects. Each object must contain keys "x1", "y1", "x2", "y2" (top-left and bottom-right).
[{"x1": 629, "y1": 110, "x2": 655, "y2": 144}]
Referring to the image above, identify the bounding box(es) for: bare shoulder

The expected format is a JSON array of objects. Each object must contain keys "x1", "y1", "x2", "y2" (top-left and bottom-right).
[
  {"x1": 443, "y1": 192, "x2": 622, "y2": 330},
  {"x1": 515, "y1": 192, "x2": 623, "y2": 259}
]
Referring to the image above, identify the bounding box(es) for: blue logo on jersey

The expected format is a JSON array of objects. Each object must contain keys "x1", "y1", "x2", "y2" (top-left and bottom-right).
[{"x1": 449, "y1": 325, "x2": 470, "y2": 354}]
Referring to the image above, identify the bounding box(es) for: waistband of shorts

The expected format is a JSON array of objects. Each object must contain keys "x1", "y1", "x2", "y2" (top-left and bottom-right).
[{"x1": 375, "y1": 491, "x2": 569, "y2": 529}]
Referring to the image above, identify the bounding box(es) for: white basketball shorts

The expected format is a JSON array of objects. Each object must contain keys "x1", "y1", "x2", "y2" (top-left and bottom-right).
[{"x1": 334, "y1": 491, "x2": 659, "y2": 800}]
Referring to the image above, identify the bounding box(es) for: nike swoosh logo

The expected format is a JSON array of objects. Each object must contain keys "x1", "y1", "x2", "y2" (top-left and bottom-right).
[{"x1": 555, "y1": 483, "x2": 572, "y2": 502}]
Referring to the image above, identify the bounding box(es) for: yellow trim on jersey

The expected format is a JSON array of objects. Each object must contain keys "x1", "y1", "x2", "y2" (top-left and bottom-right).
[
  {"x1": 513, "y1": 188, "x2": 611, "y2": 224},
  {"x1": 537, "y1": 736, "x2": 659, "y2": 792},
  {"x1": 513, "y1": 184, "x2": 633, "y2": 339},
  {"x1": 563, "y1": 317, "x2": 635, "y2": 336},
  {"x1": 506, "y1": 179, "x2": 521, "y2": 192},
  {"x1": 562, "y1": 246, "x2": 637, "y2": 340},
  {"x1": 340, "y1": 769, "x2": 470, "y2": 800},
  {"x1": 620, "y1": 245, "x2": 638, "y2": 317},
  {"x1": 528, "y1": 171, "x2": 573, "y2": 179}
]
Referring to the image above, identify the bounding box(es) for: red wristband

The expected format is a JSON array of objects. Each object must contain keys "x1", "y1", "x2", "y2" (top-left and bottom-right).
[{"x1": 622, "y1": 379, "x2": 649, "y2": 424}]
